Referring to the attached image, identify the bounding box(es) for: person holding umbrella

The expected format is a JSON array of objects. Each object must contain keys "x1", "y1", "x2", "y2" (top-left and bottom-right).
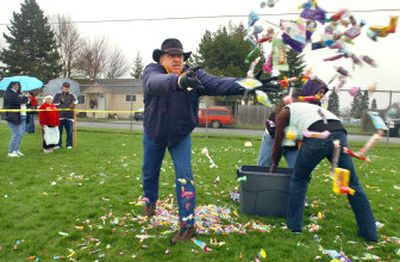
[
  {"x1": 3, "y1": 81, "x2": 28, "y2": 157},
  {"x1": 53, "y1": 82, "x2": 77, "y2": 149}
]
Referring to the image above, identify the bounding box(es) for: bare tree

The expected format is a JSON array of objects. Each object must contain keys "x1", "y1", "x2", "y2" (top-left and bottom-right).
[
  {"x1": 104, "y1": 46, "x2": 129, "y2": 79},
  {"x1": 78, "y1": 37, "x2": 108, "y2": 80},
  {"x1": 53, "y1": 15, "x2": 82, "y2": 78}
]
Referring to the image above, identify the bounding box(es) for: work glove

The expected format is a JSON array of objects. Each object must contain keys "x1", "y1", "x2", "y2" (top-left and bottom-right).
[{"x1": 177, "y1": 69, "x2": 203, "y2": 91}]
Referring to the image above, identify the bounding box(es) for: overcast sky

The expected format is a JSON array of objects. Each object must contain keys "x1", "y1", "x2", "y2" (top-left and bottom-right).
[{"x1": 1, "y1": 0, "x2": 400, "y2": 109}]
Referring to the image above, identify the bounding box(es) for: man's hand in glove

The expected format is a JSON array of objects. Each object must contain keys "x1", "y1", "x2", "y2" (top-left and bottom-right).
[{"x1": 177, "y1": 70, "x2": 202, "y2": 90}]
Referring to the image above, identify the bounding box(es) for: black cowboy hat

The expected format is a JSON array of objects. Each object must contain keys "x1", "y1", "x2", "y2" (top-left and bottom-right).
[{"x1": 152, "y1": 38, "x2": 192, "y2": 62}]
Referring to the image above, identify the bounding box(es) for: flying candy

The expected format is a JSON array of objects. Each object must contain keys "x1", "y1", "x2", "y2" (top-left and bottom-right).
[
  {"x1": 201, "y1": 147, "x2": 218, "y2": 168},
  {"x1": 349, "y1": 86, "x2": 361, "y2": 96},
  {"x1": 279, "y1": 77, "x2": 298, "y2": 88},
  {"x1": 368, "y1": 16, "x2": 398, "y2": 39},
  {"x1": 255, "y1": 90, "x2": 272, "y2": 107},
  {"x1": 335, "y1": 66, "x2": 350, "y2": 77},
  {"x1": 247, "y1": 57, "x2": 262, "y2": 78},
  {"x1": 360, "y1": 55, "x2": 377, "y2": 67},
  {"x1": 272, "y1": 38, "x2": 289, "y2": 71},
  {"x1": 297, "y1": 94, "x2": 321, "y2": 102},
  {"x1": 248, "y1": 11, "x2": 260, "y2": 27}
]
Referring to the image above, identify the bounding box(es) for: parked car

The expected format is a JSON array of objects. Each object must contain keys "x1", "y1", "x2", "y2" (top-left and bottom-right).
[
  {"x1": 198, "y1": 106, "x2": 233, "y2": 128},
  {"x1": 133, "y1": 108, "x2": 144, "y2": 121},
  {"x1": 388, "y1": 118, "x2": 400, "y2": 137}
]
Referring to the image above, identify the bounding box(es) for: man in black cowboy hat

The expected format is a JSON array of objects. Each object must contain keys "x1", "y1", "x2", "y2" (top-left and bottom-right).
[{"x1": 141, "y1": 38, "x2": 250, "y2": 244}]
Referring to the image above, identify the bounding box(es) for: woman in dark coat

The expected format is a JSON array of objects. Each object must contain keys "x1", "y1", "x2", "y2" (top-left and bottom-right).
[{"x1": 3, "y1": 81, "x2": 28, "y2": 157}]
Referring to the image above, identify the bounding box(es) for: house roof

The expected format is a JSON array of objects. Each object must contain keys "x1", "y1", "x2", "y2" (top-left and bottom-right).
[{"x1": 78, "y1": 79, "x2": 143, "y2": 94}]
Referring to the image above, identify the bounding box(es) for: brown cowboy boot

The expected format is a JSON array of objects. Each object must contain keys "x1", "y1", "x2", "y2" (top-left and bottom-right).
[
  {"x1": 144, "y1": 203, "x2": 156, "y2": 217},
  {"x1": 170, "y1": 227, "x2": 196, "y2": 244}
]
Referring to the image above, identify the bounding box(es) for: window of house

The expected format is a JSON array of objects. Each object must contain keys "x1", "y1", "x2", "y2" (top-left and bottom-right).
[
  {"x1": 126, "y1": 95, "x2": 136, "y2": 102},
  {"x1": 78, "y1": 95, "x2": 85, "y2": 104}
]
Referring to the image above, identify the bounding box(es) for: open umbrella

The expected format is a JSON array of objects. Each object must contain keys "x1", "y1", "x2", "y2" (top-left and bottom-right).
[
  {"x1": 43, "y1": 78, "x2": 80, "y2": 96},
  {"x1": 0, "y1": 75, "x2": 43, "y2": 91}
]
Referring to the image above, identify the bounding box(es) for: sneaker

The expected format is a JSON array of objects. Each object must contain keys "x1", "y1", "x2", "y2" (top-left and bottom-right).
[
  {"x1": 144, "y1": 203, "x2": 156, "y2": 217},
  {"x1": 67, "y1": 146, "x2": 72, "y2": 149},
  {"x1": 16, "y1": 150, "x2": 24, "y2": 156},
  {"x1": 53, "y1": 146, "x2": 60, "y2": 150},
  {"x1": 43, "y1": 149, "x2": 53, "y2": 154},
  {"x1": 171, "y1": 227, "x2": 196, "y2": 244},
  {"x1": 7, "y1": 152, "x2": 19, "y2": 158}
]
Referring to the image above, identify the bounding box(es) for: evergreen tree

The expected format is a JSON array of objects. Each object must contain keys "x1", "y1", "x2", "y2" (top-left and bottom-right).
[
  {"x1": 194, "y1": 23, "x2": 254, "y2": 77},
  {"x1": 285, "y1": 49, "x2": 306, "y2": 90},
  {"x1": 360, "y1": 90, "x2": 370, "y2": 114},
  {"x1": 351, "y1": 90, "x2": 363, "y2": 118},
  {"x1": 0, "y1": 0, "x2": 61, "y2": 82},
  {"x1": 130, "y1": 52, "x2": 144, "y2": 79},
  {"x1": 327, "y1": 89, "x2": 340, "y2": 116},
  {"x1": 371, "y1": 98, "x2": 377, "y2": 111}
]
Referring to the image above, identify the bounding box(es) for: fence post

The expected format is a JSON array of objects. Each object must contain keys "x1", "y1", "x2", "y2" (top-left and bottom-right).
[
  {"x1": 73, "y1": 109, "x2": 77, "y2": 149},
  {"x1": 385, "y1": 90, "x2": 393, "y2": 147}
]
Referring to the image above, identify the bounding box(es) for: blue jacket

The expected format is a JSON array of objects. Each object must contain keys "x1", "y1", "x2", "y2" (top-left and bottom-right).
[{"x1": 143, "y1": 63, "x2": 245, "y2": 146}]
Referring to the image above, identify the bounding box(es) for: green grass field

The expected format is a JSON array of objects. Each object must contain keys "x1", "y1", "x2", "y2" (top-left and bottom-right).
[{"x1": 0, "y1": 126, "x2": 399, "y2": 261}]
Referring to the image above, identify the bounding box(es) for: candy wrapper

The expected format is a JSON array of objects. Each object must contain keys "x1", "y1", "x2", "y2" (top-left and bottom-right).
[{"x1": 332, "y1": 168, "x2": 355, "y2": 195}]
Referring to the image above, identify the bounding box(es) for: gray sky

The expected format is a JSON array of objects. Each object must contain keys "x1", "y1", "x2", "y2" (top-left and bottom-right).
[{"x1": 1, "y1": 0, "x2": 400, "y2": 109}]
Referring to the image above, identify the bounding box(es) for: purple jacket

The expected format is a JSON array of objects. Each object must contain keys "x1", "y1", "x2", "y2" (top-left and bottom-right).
[{"x1": 142, "y1": 63, "x2": 245, "y2": 146}]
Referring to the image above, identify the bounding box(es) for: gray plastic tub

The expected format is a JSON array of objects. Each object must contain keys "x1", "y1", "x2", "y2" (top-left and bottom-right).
[{"x1": 237, "y1": 165, "x2": 293, "y2": 218}]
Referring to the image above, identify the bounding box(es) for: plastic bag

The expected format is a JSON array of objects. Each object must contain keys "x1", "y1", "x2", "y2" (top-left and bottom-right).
[{"x1": 44, "y1": 126, "x2": 60, "y2": 145}]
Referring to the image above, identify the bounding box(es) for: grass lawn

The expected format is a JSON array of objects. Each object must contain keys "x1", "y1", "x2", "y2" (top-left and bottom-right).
[{"x1": 0, "y1": 125, "x2": 399, "y2": 261}]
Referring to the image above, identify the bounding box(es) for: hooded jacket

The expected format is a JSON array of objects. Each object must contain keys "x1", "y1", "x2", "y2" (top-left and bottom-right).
[
  {"x1": 39, "y1": 103, "x2": 60, "y2": 127},
  {"x1": 53, "y1": 92, "x2": 77, "y2": 119},
  {"x1": 3, "y1": 85, "x2": 28, "y2": 124},
  {"x1": 143, "y1": 63, "x2": 245, "y2": 146}
]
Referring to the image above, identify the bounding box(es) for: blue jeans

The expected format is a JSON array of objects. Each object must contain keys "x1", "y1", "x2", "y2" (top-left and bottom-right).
[
  {"x1": 142, "y1": 133, "x2": 196, "y2": 228},
  {"x1": 58, "y1": 119, "x2": 73, "y2": 147},
  {"x1": 258, "y1": 131, "x2": 298, "y2": 168},
  {"x1": 7, "y1": 116, "x2": 26, "y2": 153},
  {"x1": 287, "y1": 130, "x2": 377, "y2": 241},
  {"x1": 25, "y1": 113, "x2": 35, "y2": 133}
]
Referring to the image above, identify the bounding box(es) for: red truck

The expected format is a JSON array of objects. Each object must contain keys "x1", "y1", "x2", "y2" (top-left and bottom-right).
[{"x1": 198, "y1": 106, "x2": 233, "y2": 128}]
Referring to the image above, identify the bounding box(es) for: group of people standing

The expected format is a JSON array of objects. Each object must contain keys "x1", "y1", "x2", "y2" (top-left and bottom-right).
[{"x1": 3, "y1": 81, "x2": 77, "y2": 156}]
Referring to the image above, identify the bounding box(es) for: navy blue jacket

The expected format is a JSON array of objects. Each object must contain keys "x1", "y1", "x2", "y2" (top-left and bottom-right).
[
  {"x1": 3, "y1": 86, "x2": 28, "y2": 125},
  {"x1": 143, "y1": 63, "x2": 245, "y2": 146}
]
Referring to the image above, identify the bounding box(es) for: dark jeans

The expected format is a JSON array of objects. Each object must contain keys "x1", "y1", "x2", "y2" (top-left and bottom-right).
[
  {"x1": 25, "y1": 113, "x2": 35, "y2": 133},
  {"x1": 142, "y1": 132, "x2": 196, "y2": 228},
  {"x1": 287, "y1": 130, "x2": 378, "y2": 241},
  {"x1": 58, "y1": 119, "x2": 73, "y2": 147}
]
